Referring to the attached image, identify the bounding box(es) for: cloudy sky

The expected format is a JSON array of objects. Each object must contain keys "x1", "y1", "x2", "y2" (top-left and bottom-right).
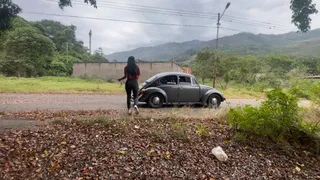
[{"x1": 13, "y1": 0, "x2": 320, "y2": 55}]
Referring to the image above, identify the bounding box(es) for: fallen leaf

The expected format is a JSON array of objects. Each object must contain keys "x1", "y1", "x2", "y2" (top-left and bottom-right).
[
  {"x1": 44, "y1": 150, "x2": 49, "y2": 155},
  {"x1": 258, "y1": 153, "x2": 264, "y2": 157},
  {"x1": 295, "y1": 166, "x2": 301, "y2": 172},
  {"x1": 165, "y1": 151, "x2": 171, "y2": 159},
  {"x1": 81, "y1": 168, "x2": 88, "y2": 174},
  {"x1": 50, "y1": 163, "x2": 59, "y2": 173},
  {"x1": 149, "y1": 148, "x2": 155, "y2": 154},
  {"x1": 61, "y1": 141, "x2": 67, "y2": 145},
  {"x1": 119, "y1": 150, "x2": 127, "y2": 155},
  {"x1": 70, "y1": 145, "x2": 76, "y2": 149},
  {"x1": 296, "y1": 162, "x2": 305, "y2": 167}
]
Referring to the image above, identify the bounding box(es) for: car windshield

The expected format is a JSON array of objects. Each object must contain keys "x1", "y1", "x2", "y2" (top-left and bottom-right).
[{"x1": 145, "y1": 75, "x2": 157, "y2": 83}]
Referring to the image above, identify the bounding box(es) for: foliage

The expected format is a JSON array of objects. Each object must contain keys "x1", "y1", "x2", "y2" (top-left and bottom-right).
[
  {"x1": 0, "y1": 17, "x2": 94, "y2": 77},
  {"x1": 58, "y1": 0, "x2": 97, "y2": 9},
  {"x1": 290, "y1": 0, "x2": 319, "y2": 32},
  {"x1": 88, "y1": 47, "x2": 108, "y2": 62},
  {"x1": 2, "y1": 26, "x2": 55, "y2": 77},
  {"x1": 0, "y1": 0, "x2": 21, "y2": 31},
  {"x1": 309, "y1": 82, "x2": 320, "y2": 104},
  {"x1": 171, "y1": 122, "x2": 188, "y2": 141},
  {"x1": 195, "y1": 124, "x2": 211, "y2": 139},
  {"x1": 228, "y1": 89, "x2": 307, "y2": 142},
  {"x1": 191, "y1": 49, "x2": 215, "y2": 84}
]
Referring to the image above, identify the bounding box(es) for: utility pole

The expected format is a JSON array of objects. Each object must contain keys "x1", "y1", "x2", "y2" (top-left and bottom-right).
[
  {"x1": 213, "y1": 13, "x2": 221, "y2": 88},
  {"x1": 89, "y1": 30, "x2": 92, "y2": 54},
  {"x1": 213, "y1": 2, "x2": 231, "y2": 88}
]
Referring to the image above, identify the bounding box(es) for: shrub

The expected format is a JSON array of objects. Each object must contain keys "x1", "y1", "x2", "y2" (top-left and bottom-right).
[
  {"x1": 227, "y1": 88, "x2": 304, "y2": 142},
  {"x1": 309, "y1": 82, "x2": 320, "y2": 104},
  {"x1": 195, "y1": 124, "x2": 211, "y2": 139},
  {"x1": 171, "y1": 122, "x2": 188, "y2": 141}
]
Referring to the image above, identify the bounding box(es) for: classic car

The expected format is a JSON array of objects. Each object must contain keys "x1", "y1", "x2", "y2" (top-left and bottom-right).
[{"x1": 136, "y1": 72, "x2": 226, "y2": 108}]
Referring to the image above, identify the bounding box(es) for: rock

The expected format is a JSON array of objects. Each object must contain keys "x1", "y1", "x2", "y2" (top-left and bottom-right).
[{"x1": 211, "y1": 146, "x2": 228, "y2": 162}]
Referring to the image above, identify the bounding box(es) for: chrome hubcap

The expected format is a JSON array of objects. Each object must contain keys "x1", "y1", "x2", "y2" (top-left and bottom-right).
[
  {"x1": 152, "y1": 97, "x2": 160, "y2": 105},
  {"x1": 211, "y1": 98, "x2": 217, "y2": 106}
]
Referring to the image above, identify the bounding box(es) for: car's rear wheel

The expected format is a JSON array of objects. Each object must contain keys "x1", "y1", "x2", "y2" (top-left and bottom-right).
[
  {"x1": 147, "y1": 93, "x2": 164, "y2": 108},
  {"x1": 207, "y1": 94, "x2": 221, "y2": 109}
]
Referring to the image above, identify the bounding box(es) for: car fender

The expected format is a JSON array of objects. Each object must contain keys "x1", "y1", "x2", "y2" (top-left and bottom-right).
[
  {"x1": 201, "y1": 89, "x2": 225, "y2": 105},
  {"x1": 140, "y1": 87, "x2": 168, "y2": 103}
]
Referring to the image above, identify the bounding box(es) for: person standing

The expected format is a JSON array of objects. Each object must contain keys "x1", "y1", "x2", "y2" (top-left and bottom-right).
[{"x1": 118, "y1": 56, "x2": 140, "y2": 115}]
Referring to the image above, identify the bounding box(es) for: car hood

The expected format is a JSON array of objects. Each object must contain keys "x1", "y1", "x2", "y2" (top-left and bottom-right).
[{"x1": 200, "y1": 85, "x2": 213, "y2": 90}]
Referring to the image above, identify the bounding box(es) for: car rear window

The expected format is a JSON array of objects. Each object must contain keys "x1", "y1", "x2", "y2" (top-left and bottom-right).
[{"x1": 179, "y1": 76, "x2": 192, "y2": 85}]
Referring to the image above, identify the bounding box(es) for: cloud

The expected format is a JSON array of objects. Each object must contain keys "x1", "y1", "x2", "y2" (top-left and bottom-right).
[{"x1": 13, "y1": 0, "x2": 320, "y2": 54}]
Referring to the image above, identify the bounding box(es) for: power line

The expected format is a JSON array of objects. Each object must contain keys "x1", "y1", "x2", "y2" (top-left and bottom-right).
[
  {"x1": 46, "y1": 0, "x2": 295, "y2": 31},
  {"x1": 78, "y1": 0, "x2": 295, "y2": 29},
  {"x1": 21, "y1": 12, "x2": 217, "y2": 28},
  {"x1": 45, "y1": 0, "x2": 218, "y2": 20},
  {"x1": 22, "y1": 11, "x2": 261, "y2": 34}
]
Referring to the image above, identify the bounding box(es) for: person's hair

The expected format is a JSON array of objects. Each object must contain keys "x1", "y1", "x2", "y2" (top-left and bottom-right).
[{"x1": 126, "y1": 56, "x2": 138, "y2": 75}]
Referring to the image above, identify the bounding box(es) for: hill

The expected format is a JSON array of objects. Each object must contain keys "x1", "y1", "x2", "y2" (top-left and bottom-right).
[{"x1": 105, "y1": 29, "x2": 320, "y2": 62}]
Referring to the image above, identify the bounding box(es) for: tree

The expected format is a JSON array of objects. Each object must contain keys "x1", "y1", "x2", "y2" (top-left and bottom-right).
[
  {"x1": 58, "y1": 0, "x2": 97, "y2": 9},
  {"x1": 2, "y1": 27, "x2": 55, "y2": 77},
  {"x1": 51, "y1": 54, "x2": 80, "y2": 76},
  {"x1": 192, "y1": 49, "x2": 215, "y2": 84},
  {"x1": 88, "y1": 47, "x2": 108, "y2": 62},
  {"x1": 0, "y1": 0, "x2": 21, "y2": 32},
  {"x1": 290, "y1": 0, "x2": 318, "y2": 32},
  {"x1": 31, "y1": 20, "x2": 90, "y2": 60}
]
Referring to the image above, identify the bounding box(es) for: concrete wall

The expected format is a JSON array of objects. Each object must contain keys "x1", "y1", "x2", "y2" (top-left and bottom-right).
[{"x1": 72, "y1": 62, "x2": 184, "y2": 83}]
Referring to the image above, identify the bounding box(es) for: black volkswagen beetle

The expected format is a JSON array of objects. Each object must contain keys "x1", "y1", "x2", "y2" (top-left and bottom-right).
[{"x1": 136, "y1": 72, "x2": 226, "y2": 108}]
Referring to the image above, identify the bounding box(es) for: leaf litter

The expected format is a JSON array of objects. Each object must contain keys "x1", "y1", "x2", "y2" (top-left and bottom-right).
[{"x1": 0, "y1": 109, "x2": 319, "y2": 179}]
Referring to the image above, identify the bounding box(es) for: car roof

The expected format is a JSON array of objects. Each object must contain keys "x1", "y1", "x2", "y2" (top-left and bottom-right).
[{"x1": 155, "y1": 72, "x2": 195, "y2": 78}]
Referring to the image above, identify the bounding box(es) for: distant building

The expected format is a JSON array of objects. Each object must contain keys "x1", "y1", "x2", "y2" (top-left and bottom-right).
[{"x1": 72, "y1": 61, "x2": 184, "y2": 83}]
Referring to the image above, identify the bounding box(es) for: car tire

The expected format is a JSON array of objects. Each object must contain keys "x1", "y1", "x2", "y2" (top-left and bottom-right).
[
  {"x1": 207, "y1": 94, "x2": 221, "y2": 109},
  {"x1": 147, "y1": 93, "x2": 164, "y2": 108}
]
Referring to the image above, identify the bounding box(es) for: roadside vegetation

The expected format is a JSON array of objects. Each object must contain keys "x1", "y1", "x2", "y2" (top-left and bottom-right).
[
  {"x1": 192, "y1": 49, "x2": 320, "y2": 101},
  {"x1": 0, "y1": 76, "x2": 124, "y2": 94}
]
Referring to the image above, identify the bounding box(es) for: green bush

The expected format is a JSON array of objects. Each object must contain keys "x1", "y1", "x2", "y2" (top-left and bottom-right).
[
  {"x1": 288, "y1": 87, "x2": 310, "y2": 99},
  {"x1": 309, "y1": 82, "x2": 320, "y2": 104},
  {"x1": 227, "y1": 88, "x2": 304, "y2": 142}
]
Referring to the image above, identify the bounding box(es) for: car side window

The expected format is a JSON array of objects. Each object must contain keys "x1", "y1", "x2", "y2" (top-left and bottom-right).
[
  {"x1": 192, "y1": 77, "x2": 199, "y2": 86},
  {"x1": 159, "y1": 75, "x2": 178, "y2": 85},
  {"x1": 179, "y1": 76, "x2": 192, "y2": 85}
]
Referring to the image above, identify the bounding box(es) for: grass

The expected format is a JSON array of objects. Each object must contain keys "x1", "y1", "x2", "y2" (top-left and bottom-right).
[
  {"x1": 221, "y1": 88, "x2": 266, "y2": 99},
  {"x1": 0, "y1": 75, "x2": 266, "y2": 99},
  {"x1": 203, "y1": 80, "x2": 266, "y2": 99},
  {"x1": 0, "y1": 76, "x2": 125, "y2": 94}
]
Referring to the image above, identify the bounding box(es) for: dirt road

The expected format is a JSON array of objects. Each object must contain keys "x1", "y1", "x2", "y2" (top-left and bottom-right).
[{"x1": 0, "y1": 93, "x2": 262, "y2": 112}]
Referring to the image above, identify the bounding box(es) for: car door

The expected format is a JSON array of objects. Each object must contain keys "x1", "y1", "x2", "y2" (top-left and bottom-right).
[
  {"x1": 157, "y1": 75, "x2": 179, "y2": 103},
  {"x1": 178, "y1": 75, "x2": 200, "y2": 102}
]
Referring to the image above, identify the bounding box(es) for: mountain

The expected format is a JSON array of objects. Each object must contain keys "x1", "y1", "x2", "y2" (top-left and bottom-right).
[{"x1": 105, "y1": 29, "x2": 320, "y2": 62}]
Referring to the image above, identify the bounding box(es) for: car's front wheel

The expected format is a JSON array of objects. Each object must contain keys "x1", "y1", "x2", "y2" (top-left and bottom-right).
[
  {"x1": 147, "y1": 93, "x2": 164, "y2": 108},
  {"x1": 207, "y1": 94, "x2": 221, "y2": 109}
]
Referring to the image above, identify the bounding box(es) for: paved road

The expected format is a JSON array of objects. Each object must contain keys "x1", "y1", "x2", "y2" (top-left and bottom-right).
[
  {"x1": 0, "y1": 93, "x2": 312, "y2": 132},
  {"x1": 0, "y1": 93, "x2": 263, "y2": 112}
]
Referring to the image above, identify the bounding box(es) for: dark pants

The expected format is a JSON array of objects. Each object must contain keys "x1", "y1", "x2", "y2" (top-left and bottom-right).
[{"x1": 125, "y1": 78, "x2": 139, "y2": 109}]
